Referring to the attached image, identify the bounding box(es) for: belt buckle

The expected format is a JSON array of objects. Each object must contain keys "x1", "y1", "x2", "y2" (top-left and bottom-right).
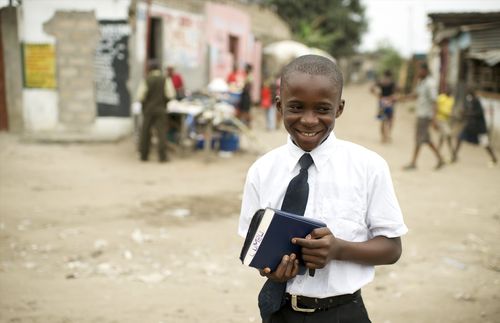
[{"x1": 290, "y1": 295, "x2": 316, "y2": 313}]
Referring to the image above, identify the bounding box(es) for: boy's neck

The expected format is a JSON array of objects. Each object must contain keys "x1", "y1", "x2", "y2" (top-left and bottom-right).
[{"x1": 291, "y1": 134, "x2": 332, "y2": 152}]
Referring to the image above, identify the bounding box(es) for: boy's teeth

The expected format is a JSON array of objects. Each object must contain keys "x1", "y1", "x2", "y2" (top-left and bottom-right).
[{"x1": 301, "y1": 132, "x2": 316, "y2": 137}]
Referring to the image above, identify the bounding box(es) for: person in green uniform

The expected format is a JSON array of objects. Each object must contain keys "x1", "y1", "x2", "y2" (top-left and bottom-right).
[{"x1": 136, "y1": 60, "x2": 175, "y2": 162}]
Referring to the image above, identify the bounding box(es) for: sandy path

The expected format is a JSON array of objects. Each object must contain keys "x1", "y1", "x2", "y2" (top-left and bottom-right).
[{"x1": 0, "y1": 84, "x2": 499, "y2": 323}]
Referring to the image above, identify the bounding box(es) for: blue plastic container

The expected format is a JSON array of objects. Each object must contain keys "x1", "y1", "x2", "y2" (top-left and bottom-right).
[{"x1": 219, "y1": 132, "x2": 239, "y2": 152}]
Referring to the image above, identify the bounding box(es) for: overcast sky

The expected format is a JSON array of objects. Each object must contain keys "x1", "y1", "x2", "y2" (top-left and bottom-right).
[
  {"x1": 360, "y1": 0, "x2": 500, "y2": 57},
  {"x1": 2, "y1": 0, "x2": 499, "y2": 58}
]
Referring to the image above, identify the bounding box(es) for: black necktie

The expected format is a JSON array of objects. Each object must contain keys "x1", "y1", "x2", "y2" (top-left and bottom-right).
[
  {"x1": 282, "y1": 153, "x2": 315, "y2": 276},
  {"x1": 281, "y1": 153, "x2": 314, "y2": 216},
  {"x1": 258, "y1": 153, "x2": 315, "y2": 322}
]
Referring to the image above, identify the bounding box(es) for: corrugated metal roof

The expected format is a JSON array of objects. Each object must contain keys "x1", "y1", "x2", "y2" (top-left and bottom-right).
[
  {"x1": 428, "y1": 12, "x2": 500, "y2": 26},
  {"x1": 468, "y1": 50, "x2": 500, "y2": 66},
  {"x1": 470, "y1": 27, "x2": 500, "y2": 51}
]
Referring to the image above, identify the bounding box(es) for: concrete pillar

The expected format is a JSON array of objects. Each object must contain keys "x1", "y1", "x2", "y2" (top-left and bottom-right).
[
  {"x1": 0, "y1": 6, "x2": 23, "y2": 133},
  {"x1": 44, "y1": 11, "x2": 100, "y2": 127}
]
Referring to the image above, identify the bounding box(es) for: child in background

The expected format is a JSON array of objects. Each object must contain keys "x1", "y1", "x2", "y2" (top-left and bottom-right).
[
  {"x1": 435, "y1": 87, "x2": 454, "y2": 160},
  {"x1": 452, "y1": 88, "x2": 497, "y2": 166},
  {"x1": 370, "y1": 70, "x2": 398, "y2": 143}
]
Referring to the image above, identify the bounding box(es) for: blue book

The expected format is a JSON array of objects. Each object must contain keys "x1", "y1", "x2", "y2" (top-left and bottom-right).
[{"x1": 239, "y1": 208, "x2": 326, "y2": 271}]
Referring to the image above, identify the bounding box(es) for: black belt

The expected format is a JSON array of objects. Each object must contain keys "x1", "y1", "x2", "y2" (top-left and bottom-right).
[{"x1": 284, "y1": 290, "x2": 361, "y2": 313}]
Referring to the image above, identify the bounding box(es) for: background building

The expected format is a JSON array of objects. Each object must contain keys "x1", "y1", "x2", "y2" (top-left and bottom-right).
[
  {"x1": 0, "y1": 0, "x2": 291, "y2": 141},
  {"x1": 428, "y1": 11, "x2": 500, "y2": 148}
]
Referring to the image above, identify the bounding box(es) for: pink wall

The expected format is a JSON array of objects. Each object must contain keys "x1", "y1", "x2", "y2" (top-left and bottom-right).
[
  {"x1": 205, "y1": 2, "x2": 261, "y2": 101},
  {"x1": 148, "y1": 4, "x2": 207, "y2": 91},
  {"x1": 252, "y1": 40, "x2": 262, "y2": 101}
]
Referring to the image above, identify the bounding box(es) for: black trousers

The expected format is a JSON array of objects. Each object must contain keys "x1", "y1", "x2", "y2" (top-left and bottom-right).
[
  {"x1": 269, "y1": 294, "x2": 371, "y2": 323},
  {"x1": 140, "y1": 112, "x2": 167, "y2": 161}
]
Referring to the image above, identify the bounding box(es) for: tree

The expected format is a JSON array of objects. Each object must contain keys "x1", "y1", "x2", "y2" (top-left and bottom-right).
[
  {"x1": 262, "y1": 0, "x2": 367, "y2": 57},
  {"x1": 374, "y1": 41, "x2": 403, "y2": 81}
]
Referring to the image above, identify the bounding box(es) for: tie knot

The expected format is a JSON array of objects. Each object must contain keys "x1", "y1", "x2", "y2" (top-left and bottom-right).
[{"x1": 298, "y1": 153, "x2": 314, "y2": 170}]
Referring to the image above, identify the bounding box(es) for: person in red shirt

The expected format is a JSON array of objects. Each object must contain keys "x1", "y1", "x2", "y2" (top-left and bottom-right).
[
  {"x1": 227, "y1": 65, "x2": 245, "y2": 108},
  {"x1": 261, "y1": 80, "x2": 275, "y2": 130},
  {"x1": 166, "y1": 65, "x2": 185, "y2": 100}
]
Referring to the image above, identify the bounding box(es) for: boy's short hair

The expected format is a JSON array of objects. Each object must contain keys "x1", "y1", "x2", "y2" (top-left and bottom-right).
[{"x1": 280, "y1": 54, "x2": 343, "y2": 94}]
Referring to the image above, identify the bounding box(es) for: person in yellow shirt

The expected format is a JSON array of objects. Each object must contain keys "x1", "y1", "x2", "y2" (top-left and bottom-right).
[{"x1": 435, "y1": 88, "x2": 454, "y2": 160}]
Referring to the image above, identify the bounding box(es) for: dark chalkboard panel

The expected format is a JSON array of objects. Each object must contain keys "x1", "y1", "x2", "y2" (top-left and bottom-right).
[{"x1": 95, "y1": 20, "x2": 130, "y2": 117}]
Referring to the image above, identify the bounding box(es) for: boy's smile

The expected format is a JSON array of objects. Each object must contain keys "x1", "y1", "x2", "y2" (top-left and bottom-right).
[{"x1": 277, "y1": 72, "x2": 344, "y2": 152}]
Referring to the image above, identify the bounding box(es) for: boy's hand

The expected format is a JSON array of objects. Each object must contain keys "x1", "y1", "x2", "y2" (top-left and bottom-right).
[
  {"x1": 259, "y1": 253, "x2": 299, "y2": 283},
  {"x1": 292, "y1": 227, "x2": 341, "y2": 270}
]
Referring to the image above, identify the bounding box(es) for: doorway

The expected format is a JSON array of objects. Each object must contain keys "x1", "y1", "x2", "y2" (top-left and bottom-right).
[
  {"x1": 147, "y1": 17, "x2": 162, "y2": 65},
  {"x1": 228, "y1": 34, "x2": 239, "y2": 68}
]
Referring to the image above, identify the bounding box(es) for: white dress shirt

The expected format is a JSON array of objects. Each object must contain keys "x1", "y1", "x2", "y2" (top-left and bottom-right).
[{"x1": 238, "y1": 133, "x2": 408, "y2": 298}]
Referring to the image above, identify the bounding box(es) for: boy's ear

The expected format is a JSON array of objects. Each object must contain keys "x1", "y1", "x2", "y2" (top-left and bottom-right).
[
  {"x1": 335, "y1": 99, "x2": 345, "y2": 118},
  {"x1": 276, "y1": 96, "x2": 283, "y2": 114}
]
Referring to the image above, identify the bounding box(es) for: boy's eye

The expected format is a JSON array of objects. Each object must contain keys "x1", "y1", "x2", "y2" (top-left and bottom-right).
[
  {"x1": 317, "y1": 106, "x2": 332, "y2": 113},
  {"x1": 287, "y1": 105, "x2": 302, "y2": 112}
]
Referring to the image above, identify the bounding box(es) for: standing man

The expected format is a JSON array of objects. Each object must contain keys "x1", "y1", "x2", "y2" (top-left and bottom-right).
[
  {"x1": 137, "y1": 60, "x2": 175, "y2": 162},
  {"x1": 403, "y1": 63, "x2": 445, "y2": 170},
  {"x1": 239, "y1": 63, "x2": 254, "y2": 127}
]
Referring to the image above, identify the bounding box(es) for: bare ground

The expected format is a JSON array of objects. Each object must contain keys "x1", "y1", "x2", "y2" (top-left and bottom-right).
[{"x1": 0, "y1": 84, "x2": 499, "y2": 323}]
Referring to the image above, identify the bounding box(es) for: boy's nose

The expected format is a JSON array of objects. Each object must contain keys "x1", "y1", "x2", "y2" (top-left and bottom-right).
[{"x1": 300, "y1": 110, "x2": 318, "y2": 125}]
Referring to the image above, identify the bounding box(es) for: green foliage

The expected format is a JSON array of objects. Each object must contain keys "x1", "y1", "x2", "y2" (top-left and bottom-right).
[
  {"x1": 374, "y1": 42, "x2": 403, "y2": 81},
  {"x1": 262, "y1": 0, "x2": 367, "y2": 58}
]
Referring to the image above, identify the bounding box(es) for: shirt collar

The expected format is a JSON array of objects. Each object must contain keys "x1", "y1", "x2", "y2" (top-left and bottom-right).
[{"x1": 286, "y1": 132, "x2": 337, "y2": 173}]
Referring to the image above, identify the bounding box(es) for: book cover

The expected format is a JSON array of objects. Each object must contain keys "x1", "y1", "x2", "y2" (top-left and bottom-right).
[{"x1": 239, "y1": 208, "x2": 326, "y2": 271}]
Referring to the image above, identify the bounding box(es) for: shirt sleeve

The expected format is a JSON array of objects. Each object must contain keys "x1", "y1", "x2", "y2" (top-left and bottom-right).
[
  {"x1": 136, "y1": 80, "x2": 147, "y2": 102},
  {"x1": 428, "y1": 78, "x2": 438, "y2": 102},
  {"x1": 164, "y1": 77, "x2": 176, "y2": 99},
  {"x1": 238, "y1": 163, "x2": 261, "y2": 238},
  {"x1": 366, "y1": 158, "x2": 408, "y2": 238}
]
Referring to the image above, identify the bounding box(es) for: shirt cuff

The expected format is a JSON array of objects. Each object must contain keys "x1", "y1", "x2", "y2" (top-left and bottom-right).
[{"x1": 371, "y1": 224, "x2": 408, "y2": 238}]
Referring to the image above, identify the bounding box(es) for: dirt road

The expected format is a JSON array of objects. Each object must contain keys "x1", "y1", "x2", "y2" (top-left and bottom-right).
[{"x1": 1, "y1": 84, "x2": 499, "y2": 323}]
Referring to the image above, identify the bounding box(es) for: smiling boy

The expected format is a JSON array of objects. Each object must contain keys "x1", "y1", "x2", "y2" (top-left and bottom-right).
[{"x1": 238, "y1": 55, "x2": 408, "y2": 323}]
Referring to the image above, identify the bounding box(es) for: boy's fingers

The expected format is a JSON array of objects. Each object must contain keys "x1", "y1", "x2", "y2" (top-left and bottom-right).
[
  {"x1": 292, "y1": 228, "x2": 332, "y2": 246},
  {"x1": 293, "y1": 237, "x2": 321, "y2": 248},
  {"x1": 259, "y1": 254, "x2": 300, "y2": 281},
  {"x1": 301, "y1": 247, "x2": 325, "y2": 257},
  {"x1": 284, "y1": 256, "x2": 294, "y2": 277},
  {"x1": 302, "y1": 256, "x2": 325, "y2": 269},
  {"x1": 274, "y1": 255, "x2": 290, "y2": 278},
  {"x1": 309, "y1": 227, "x2": 332, "y2": 239},
  {"x1": 259, "y1": 268, "x2": 271, "y2": 276}
]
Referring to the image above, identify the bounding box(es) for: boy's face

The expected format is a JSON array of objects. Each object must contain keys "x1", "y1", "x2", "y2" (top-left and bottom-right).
[
  {"x1": 418, "y1": 67, "x2": 428, "y2": 79},
  {"x1": 277, "y1": 72, "x2": 344, "y2": 152}
]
